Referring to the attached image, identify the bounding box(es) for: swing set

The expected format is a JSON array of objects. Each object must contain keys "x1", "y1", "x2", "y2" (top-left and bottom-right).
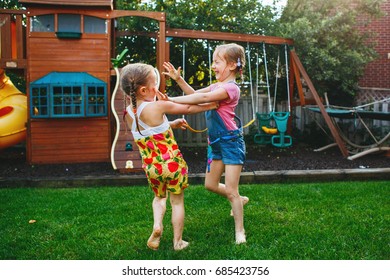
[
  {"x1": 171, "y1": 38, "x2": 291, "y2": 147},
  {"x1": 253, "y1": 43, "x2": 292, "y2": 148}
]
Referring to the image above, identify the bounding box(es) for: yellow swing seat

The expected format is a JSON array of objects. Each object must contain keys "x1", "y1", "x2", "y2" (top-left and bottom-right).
[{"x1": 261, "y1": 126, "x2": 278, "y2": 134}]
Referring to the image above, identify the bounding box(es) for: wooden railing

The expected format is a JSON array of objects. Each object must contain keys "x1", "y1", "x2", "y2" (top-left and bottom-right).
[{"x1": 0, "y1": 9, "x2": 27, "y2": 69}]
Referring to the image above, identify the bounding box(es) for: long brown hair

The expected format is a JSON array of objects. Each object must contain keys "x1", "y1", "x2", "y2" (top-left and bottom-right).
[{"x1": 120, "y1": 63, "x2": 154, "y2": 134}]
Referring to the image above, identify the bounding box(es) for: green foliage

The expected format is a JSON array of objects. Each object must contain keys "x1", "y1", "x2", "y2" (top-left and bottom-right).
[
  {"x1": 156, "y1": 0, "x2": 277, "y2": 34},
  {"x1": 1, "y1": 182, "x2": 389, "y2": 259},
  {"x1": 114, "y1": 1, "x2": 160, "y2": 67},
  {"x1": 6, "y1": 71, "x2": 26, "y2": 93},
  {"x1": 278, "y1": 0, "x2": 383, "y2": 106},
  {"x1": 0, "y1": 0, "x2": 21, "y2": 9}
]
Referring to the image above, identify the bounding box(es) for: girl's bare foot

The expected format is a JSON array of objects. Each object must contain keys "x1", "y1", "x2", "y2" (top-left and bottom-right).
[
  {"x1": 235, "y1": 230, "x2": 246, "y2": 245},
  {"x1": 147, "y1": 228, "x2": 162, "y2": 250},
  {"x1": 230, "y1": 196, "x2": 249, "y2": 216},
  {"x1": 174, "y1": 240, "x2": 189, "y2": 251}
]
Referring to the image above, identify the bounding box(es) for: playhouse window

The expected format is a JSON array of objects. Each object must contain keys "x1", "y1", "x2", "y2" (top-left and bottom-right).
[
  {"x1": 87, "y1": 85, "x2": 107, "y2": 115},
  {"x1": 58, "y1": 14, "x2": 81, "y2": 33},
  {"x1": 31, "y1": 72, "x2": 107, "y2": 119},
  {"x1": 31, "y1": 85, "x2": 107, "y2": 118},
  {"x1": 52, "y1": 85, "x2": 83, "y2": 117},
  {"x1": 31, "y1": 86, "x2": 49, "y2": 117},
  {"x1": 31, "y1": 15, "x2": 55, "y2": 32},
  {"x1": 84, "y1": 16, "x2": 107, "y2": 34}
]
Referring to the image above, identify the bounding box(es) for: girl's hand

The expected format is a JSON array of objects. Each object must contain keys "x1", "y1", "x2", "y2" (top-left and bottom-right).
[
  {"x1": 162, "y1": 62, "x2": 182, "y2": 81},
  {"x1": 157, "y1": 90, "x2": 170, "y2": 101},
  {"x1": 170, "y1": 118, "x2": 188, "y2": 130}
]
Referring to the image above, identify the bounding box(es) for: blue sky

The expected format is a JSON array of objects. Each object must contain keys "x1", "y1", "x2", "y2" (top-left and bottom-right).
[{"x1": 261, "y1": 0, "x2": 287, "y2": 11}]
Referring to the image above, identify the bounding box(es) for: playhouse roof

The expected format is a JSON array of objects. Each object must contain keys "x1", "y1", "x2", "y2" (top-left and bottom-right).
[
  {"x1": 19, "y1": 0, "x2": 113, "y2": 9},
  {"x1": 31, "y1": 72, "x2": 105, "y2": 85}
]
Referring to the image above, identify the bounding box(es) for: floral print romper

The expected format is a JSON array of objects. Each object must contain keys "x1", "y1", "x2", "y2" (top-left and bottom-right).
[{"x1": 126, "y1": 102, "x2": 188, "y2": 198}]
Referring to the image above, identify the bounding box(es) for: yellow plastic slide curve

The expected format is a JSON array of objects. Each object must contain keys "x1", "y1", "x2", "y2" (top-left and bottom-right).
[{"x1": 0, "y1": 69, "x2": 27, "y2": 149}]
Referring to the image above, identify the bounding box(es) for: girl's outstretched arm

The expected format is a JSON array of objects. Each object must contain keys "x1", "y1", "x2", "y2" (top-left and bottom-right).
[
  {"x1": 158, "y1": 87, "x2": 228, "y2": 105},
  {"x1": 156, "y1": 99, "x2": 218, "y2": 116},
  {"x1": 162, "y1": 62, "x2": 210, "y2": 95}
]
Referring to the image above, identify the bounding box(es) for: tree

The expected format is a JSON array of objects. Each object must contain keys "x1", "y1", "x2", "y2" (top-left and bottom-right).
[
  {"x1": 278, "y1": 0, "x2": 383, "y2": 106},
  {"x1": 155, "y1": 0, "x2": 278, "y2": 35},
  {"x1": 0, "y1": 0, "x2": 21, "y2": 9},
  {"x1": 115, "y1": 0, "x2": 281, "y2": 95}
]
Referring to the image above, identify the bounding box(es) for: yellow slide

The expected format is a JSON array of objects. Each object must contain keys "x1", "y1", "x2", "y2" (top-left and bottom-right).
[{"x1": 0, "y1": 69, "x2": 27, "y2": 149}]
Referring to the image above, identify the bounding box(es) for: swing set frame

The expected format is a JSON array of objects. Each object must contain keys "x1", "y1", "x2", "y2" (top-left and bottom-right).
[{"x1": 162, "y1": 28, "x2": 348, "y2": 157}]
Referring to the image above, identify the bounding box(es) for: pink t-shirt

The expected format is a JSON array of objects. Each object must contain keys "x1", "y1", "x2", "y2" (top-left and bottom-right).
[{"x1": 210, "y1": 82, "x2": 240, "y2": 130}]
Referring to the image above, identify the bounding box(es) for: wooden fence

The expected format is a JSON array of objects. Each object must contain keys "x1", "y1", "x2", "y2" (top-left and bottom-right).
[
  {"x1": 169, "y1": 92, "x2": 390, "y2": 147},
  {"x1": 168, "y1": 95, "x2": 289, "y2": 146}
]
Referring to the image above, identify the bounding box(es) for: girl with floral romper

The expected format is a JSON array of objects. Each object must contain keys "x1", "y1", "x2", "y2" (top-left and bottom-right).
[{"x1": 121, "y1": 63, "x2": 217, "y2": 251}]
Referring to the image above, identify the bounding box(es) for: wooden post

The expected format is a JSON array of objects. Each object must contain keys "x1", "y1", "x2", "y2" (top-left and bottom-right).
[
  {"x1": 287, "y1": 51, "x2": 295, "y2": 134},
  {"x1": 291, "y1": 55, "x2": 305, "y2": 106},
  {"x1": 290, "y1": 50, "x2": 349, "y2": 157}
]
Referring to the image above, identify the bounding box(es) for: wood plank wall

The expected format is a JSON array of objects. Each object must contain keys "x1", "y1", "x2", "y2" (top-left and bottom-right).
[{"x1": 29, "y1": 118, "x2": 110, "y2": 163}]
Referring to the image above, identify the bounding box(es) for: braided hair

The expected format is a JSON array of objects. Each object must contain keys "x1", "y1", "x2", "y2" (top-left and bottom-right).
[{"x1": 120, "y1": 63, "x2": 154, "y2": 134}]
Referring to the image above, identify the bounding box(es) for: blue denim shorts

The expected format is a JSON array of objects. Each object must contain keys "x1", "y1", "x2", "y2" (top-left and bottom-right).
[{"x1": 209, "y1": 133, "x2": 246, "y2": 165}]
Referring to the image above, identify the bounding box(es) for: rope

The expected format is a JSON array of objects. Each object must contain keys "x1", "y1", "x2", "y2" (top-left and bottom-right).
[
  {"x1": 184, "y1": 123, "x2": 208, "y2": 133},
  {"x1": 181, "y1": 41, "x2": 186, "y2": 119},
  {"x1": 273, "y1": 49, "x2": 280, "y2": 112},
  {"x1": 284, "y1": 44, "x2": 291, "y2": 112},
  {"x1": 208, "y1": 40, "x2": 212, "y2": 85},
  {"x1": 255, "y1": 52, "x2": 259, "y2": 114},
  {"x1": 245, "y1": 42, "x2": 256, "y2": 127},
  {"x1": 262, "y1": 42, "x2": 272, "y2": 113},
  {"x1": 242, "y1": 118, "x2": 256, "y2": 128}
]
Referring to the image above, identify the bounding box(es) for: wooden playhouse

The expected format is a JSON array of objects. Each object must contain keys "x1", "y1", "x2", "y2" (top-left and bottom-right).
[
  {"x1": 20, "y1": 0, "x2": 114, "y2": 165},
  {"x1": 16, "y1": 0, "x2": 166, "y2": 170}
]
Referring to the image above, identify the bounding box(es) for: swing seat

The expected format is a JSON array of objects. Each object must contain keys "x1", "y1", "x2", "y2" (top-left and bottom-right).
[
  {"x1": 261, "y1": 126, "x2": 278, "y2": 134},
  {"x1": 270, "y1": 112, "x2": 292, "y2": 147},
  {"x1": 270, "y1": 112, "x2": 289, "y2": 133},
  {"x1": 271, "y1": 134, "x2": 292, "y2": 147},
  {"x1": 254, "y1": 113, "x2": 273, "y2": 145}
]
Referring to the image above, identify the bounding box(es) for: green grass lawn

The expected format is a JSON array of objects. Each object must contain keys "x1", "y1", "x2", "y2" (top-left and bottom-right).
[{"x1": 0, "y1": 181, "x2": 389, "y2": 260}]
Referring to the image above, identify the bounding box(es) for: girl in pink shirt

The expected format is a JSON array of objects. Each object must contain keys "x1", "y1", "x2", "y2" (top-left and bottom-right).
[{"x1": 162, "y1": 43, "x2": 248, "y2": 244}]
